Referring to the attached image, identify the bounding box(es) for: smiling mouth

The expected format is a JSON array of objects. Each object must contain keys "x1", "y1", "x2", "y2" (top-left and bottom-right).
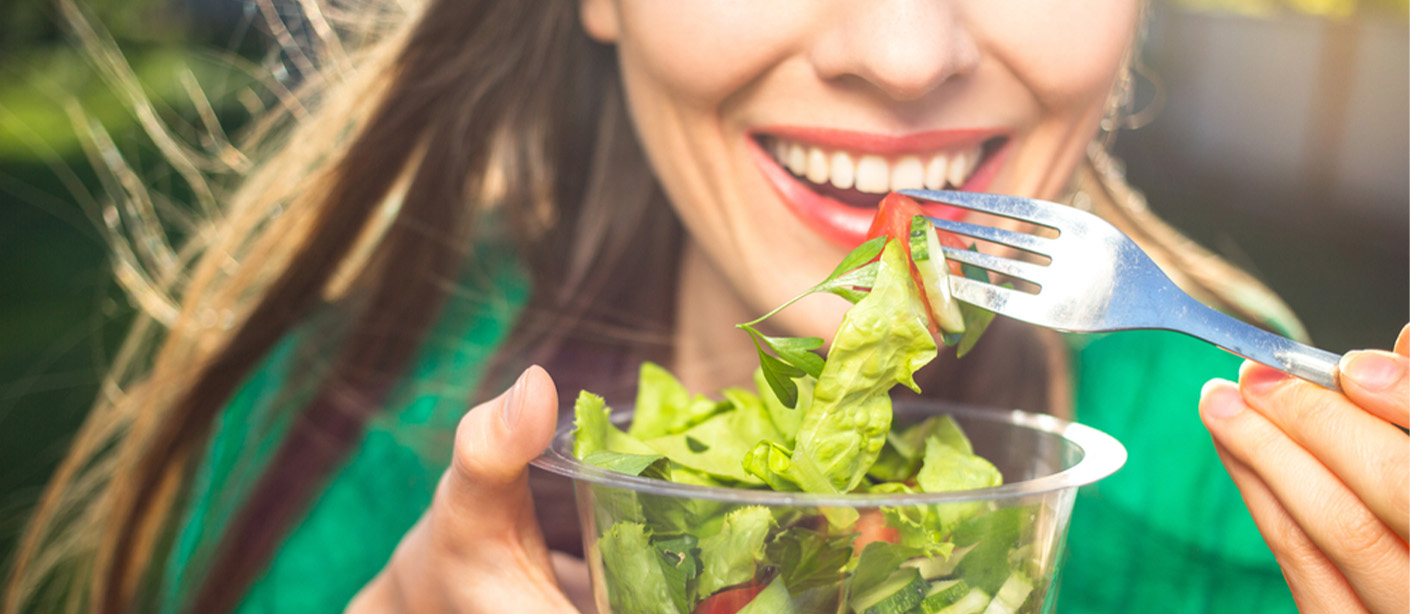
[
  {"x1": 758, "y1": 134, "x2": 1006, "y2": 208},
  {"x1": 749, "y1": 128, "x2": 1009, "y2": 246}
]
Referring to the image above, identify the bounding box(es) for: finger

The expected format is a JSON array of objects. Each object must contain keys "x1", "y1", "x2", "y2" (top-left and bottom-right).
[
  {"x1": 1204, "y1": 426, "x2": 1367, "y2": 613},
  {"x1": 1201, "y1": 379, "x2": 1409, "y2": 613},
  {"x1": 551, "y1": 552, "x2": 597, "y2": 614},
  {"x1": 1337, "y1": 349, "x2": 1409, "y2": 428},
  {"x1": 434, "y1": 365, "x2": 578, "y2": 612},
  {"x1": 441, "y1": 365, "x2": 560, "y2": 536},
  {"x1": 1238, "y1": 360, "x2": 1409, "y2": 541},
  {"x1": 1395, "y1": 324, "x2": 1409, "y2": 356}
]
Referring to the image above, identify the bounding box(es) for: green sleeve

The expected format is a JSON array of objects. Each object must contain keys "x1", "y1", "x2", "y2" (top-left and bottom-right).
[
  {"x1": 162, "y1": 246, "x2": 530, "y2": 613},
  {"x1": 1057, "y1": 330, "x2": 1296, "y2": 613}
]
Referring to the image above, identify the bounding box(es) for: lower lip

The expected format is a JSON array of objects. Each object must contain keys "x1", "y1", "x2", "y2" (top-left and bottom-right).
[{"x1": 748, "y1": 138, "x2": 1008, "y2": 247}]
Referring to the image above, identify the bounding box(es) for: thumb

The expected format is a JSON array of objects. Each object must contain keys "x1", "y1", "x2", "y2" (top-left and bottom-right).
[
  {"x1": 435, "y1": 365, "x2": 559, "y2": 545},
  {"x1": 418, "y1": 365, "x2": 578, "y2": 611},
  {"x1": 424, "y1": 365, "x2": 576, "y2": 612},
  {"x1": 358, "y1": 366, "x2": 579, "y2": 613}
]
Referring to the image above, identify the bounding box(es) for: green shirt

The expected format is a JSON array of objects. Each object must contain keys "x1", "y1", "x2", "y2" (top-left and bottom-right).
[{"x1": 165, "y1": 256, "x2": 1294, "y2": 613}]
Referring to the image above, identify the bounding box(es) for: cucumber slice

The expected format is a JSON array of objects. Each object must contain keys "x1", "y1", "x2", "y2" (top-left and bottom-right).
[
  {"x1": 849, "y1": 567, "x2": 927, "y2": 614},
  {"x1": 919, "y1": 579, "x2": 970, "y2": 613},
  {"x1": 909, "y1": 216, "x2": 965, "y2": 333},
  {"x1": 979, "y1": 573, "x2": 1033, "y2": 614},
  {"x1": 903, "y1": 544, "x2": 976, "y2": 580},
  {"x1": 931, "y1": 588, "x2": 990, "y2": 614}
]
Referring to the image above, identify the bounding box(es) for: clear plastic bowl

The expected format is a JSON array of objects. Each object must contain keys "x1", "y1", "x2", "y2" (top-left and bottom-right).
[{"x1": 532, "y1": 401, "x2": 1126, "y2": 614}]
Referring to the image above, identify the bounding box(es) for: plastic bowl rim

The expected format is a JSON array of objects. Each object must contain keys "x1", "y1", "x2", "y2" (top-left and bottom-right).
[{"x1": 530, "y1": 400, "x2": 1127, "y2": 506}]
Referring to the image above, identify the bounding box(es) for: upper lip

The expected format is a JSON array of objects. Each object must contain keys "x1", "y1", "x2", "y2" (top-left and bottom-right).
[{"x1": 751, "y1": 126, "x2": 1006, "y2": 156}]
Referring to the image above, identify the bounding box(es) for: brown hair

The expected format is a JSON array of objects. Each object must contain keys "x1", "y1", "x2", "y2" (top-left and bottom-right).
[
  {"x1": 6, "y1": 1, "x2": 1299, "y2": 612},
  {"x1": 6, "y1": 0, "x2": 680, "y2": 611}
]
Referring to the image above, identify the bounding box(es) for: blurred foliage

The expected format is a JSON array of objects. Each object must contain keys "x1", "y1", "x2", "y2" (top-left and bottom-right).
[
  {"x1": 1, "y1": 0, "x2": 189, "y2": 50},
  {"x1": 1, "y1": 0, "x2": 264, "y2": 161},
  {"x1": 0, "y1": 46, "x2": 260, "y2": 160},
  {"x1": 0, "y1": 0, "x2": 263, "y2": 567}
]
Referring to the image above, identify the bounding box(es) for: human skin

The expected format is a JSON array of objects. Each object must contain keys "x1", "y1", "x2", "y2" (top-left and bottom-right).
[
  {"x1": 348, "y1": 1, "x2": 1408, "y2": 613},
  {"x1": 351, "y1": 3, "x2": 1138, "y2": 611},
  {"x1": 578, "y1": 0, "x2": 1138, "y2": 393},
  {"x1": 1199, "y1": 326, "x2": 1410, "y2": 614}
]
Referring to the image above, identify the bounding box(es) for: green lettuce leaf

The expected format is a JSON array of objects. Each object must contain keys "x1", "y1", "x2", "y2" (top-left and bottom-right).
[
  {"x1": 953, "y1": 505, "x2": 1035, "y2": 594},
  {"x1": 645, "y1": 390, "x2": 785, "y2": 484},
  {"x1": 847, "y1": 540, "x2": 913, "y2": 596},
  {"x1": 868, "y1": 414, "x2": 970, "y2": 482},
  {"x1": 736, "y1": 237, "x2": 886, "y2": 408},
  {"x1": 742, "y1": 440, "x2": 799, "y2": 491},
  {"x1": 765, "y1": 525, "x2": 854, "y2": 594},
  {"x1": 916, "y1": 436, "x2": 1002, "y2": 494},
  {"x1": 629, "y1": 362, "x2": 726, "y2": 439},
  {"x1": 755, "y1": 368, "x2": 811, "y2": 443},
  {"x1": 916, "y1": 435, "x2": 1003, "y2": 537},
  {"x1": 572, "y1": 391, "x2": 658, "y2": 459},
  {"x1": 760, "y1": 334, "x2": 826, "y2": 379},
  {"x1": 639, "y1": 465, "x2": 728, "y2": 538},
  {"x1": 866, "y1": 446, "x2": 914, "y2": 483},
  {"x1": 654, "y1": 535, "x2": 701, "y2": 614},
  {"x1": 599, "y1": 521, "x2": 684, "y2": 614},
  {"x1": 864, "y1": 429, "x2": 1001, "y2": 559},
  {"x1": 788, "y1": 239, "x2": 938, "y2": 503},
  {"x1": 816, "y1": 260, "x2": 880, "y2": 304},
  {"x1": 863, "y1": 483, "x2": 956, "y2": 559},
  {"x1": 695, "y1": 506, "x2": 776, "y2": 600},
  {"x1": 572, "y1": 391, "x2": 610, "y2": 458},
  {"x1": 954, "y1": 257, "x2": 998, "y2": 357},
  {"x1": 582, "y1": 450, "x2": 667, "y2": 476}
]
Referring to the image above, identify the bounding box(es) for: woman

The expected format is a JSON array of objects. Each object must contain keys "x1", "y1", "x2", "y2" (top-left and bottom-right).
[{"x1": 8, "y1": 1, "x2": 1405, "y2": 613}]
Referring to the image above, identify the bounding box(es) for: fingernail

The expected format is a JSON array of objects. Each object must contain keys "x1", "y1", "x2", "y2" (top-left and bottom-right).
[
  {"x1": 502, "y1": 369, "x2": 530, "y2": 428},
  {"x1": 1201, "y1": 378, "x2": 1243, "y2": 419},
  {"x1": 1340, "y1": 350, "x2": 1401, "y2": 392},
  {"x1": 1238, "y1": 359, "x2": 1287, "y2": 396}
]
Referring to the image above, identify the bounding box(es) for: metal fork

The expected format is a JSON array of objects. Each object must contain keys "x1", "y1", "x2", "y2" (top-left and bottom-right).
[{"x1": 901, "y1": 189, "x2": 1344, "y2": 390}]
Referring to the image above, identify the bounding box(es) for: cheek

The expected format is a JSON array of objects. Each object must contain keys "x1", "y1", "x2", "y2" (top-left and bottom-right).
[
  {"x1": 614, "y1": 2, "x2": 801, "y2": 107},
  {"x1": 970, "y1": 1, "x2": 1140, "y2": 110}
]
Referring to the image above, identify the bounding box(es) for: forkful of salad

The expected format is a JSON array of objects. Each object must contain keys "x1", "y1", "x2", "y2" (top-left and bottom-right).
[{"x1": 892, "y1": 189, "x2": 1345, "y2": 391}]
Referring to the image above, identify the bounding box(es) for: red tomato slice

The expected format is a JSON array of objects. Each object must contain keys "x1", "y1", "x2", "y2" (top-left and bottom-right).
[
  {"x1": 863, "y1": 193, "x2": 967, "y2": 331},
  {"x1": 866, "y1": 192, "x2": 966, "y2": 274},
  {"x1": 852, "y1": 509, "x2": 900, "y2": 557},
  {"x1": 865, "y1": 192, "x2": 926, "y2": 243},
  {"x1": 694, "y1": 583, "x2": 768, "y2": 614}
]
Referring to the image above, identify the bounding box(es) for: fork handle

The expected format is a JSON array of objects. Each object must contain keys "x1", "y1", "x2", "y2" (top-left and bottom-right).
[{"x1": 1177, "y1": 298, "x2": 1343, "y2": 391}]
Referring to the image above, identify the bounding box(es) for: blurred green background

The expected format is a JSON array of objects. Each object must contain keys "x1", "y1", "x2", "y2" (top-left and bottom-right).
[{"x1": 1, "y1": 0, "x2": 1407, "y2": 581}]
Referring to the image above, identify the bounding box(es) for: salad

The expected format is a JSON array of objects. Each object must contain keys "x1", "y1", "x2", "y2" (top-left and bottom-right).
[{"x1": 570, "y1": 193, "x2": 1040, "y2": 614}]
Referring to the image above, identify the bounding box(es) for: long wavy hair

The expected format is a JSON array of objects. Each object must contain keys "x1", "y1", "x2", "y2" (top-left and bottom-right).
[{"x1": 5, "y1": 1, "x2": 1301, "y2": 612}]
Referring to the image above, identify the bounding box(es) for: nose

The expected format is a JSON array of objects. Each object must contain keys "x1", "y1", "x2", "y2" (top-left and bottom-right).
[{"x1": 809, "y1": 0, "x2": 980, "y2": 102}]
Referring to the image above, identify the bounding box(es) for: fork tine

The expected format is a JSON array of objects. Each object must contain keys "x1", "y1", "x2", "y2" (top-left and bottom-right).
[
  {"x1": 939, "y1": 246, "x2": 1045, "y2": 285},
  {"x1": 947, "y1": 275, "x2": 1030, "y2": 313},
  {"x1": 926, "y1": 216, "x2": 1050, "y2": 255},
  {"x1": 901, "y1": 189, "x2": 1070, "y2": 228}
]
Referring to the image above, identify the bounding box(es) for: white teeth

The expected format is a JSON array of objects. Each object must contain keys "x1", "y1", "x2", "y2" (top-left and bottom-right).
[
  {"x1": 924, "y1": 155, "x2": 949, "y2": 190},
  {"x1": 854, "y1": 155, "x2": 890, "y2": 194},
  {"x1": 830, "y1": 151, "x2": 855, "y2": 190},
  {"x1": 890, "y1": 156, "x2": 924, "y2": 191},
  {"x1": 947, "y1": 150, "x2": 970, "y2": 188},
  {"x1": 806, "y1": 147, "x2": 829, "y2": 184},
  {"x1": 768, "y1": 137, "x2": 987, "y2": 193},
  {"x1": 786, "y1": 143, "x2": 807, "y2": 175}
]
